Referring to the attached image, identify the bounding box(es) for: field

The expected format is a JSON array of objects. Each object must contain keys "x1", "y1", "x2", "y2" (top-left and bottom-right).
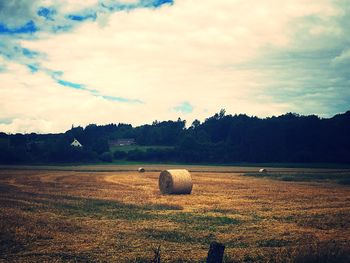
[
  {"x1": 111, "y1": 145, "x2": 174, "y2": 153},
  {"x1": 0, "y1": 165, "x2": 349, "y2": 262}
]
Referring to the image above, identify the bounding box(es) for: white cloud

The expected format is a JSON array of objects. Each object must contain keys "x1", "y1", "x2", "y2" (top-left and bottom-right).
[
  {"x1": 58, "y1": 0, "x2": 99, "y2": 13},
  {"x1": 0, "y1": 62, "x2": 146, "y2": 133},
  {"x1": 1, "y1": 0, "x2": 345, "y2": 132}
]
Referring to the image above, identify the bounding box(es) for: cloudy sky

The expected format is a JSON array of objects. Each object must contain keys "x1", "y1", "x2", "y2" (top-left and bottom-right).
[{"x1": 0, "y1": 0, "x2": 349, "y2": 133}]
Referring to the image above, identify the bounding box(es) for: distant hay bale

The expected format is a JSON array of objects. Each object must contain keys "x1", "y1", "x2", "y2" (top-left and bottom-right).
[
  {"x1": 138, "y1": 167, "x2": 145, "y2": 173},
  {"x1": 259, "y1": 168, "x2": 267, "y2": 173},
  {"x1": 159, "y1": 169, "x2": 193, "y2": 195}
]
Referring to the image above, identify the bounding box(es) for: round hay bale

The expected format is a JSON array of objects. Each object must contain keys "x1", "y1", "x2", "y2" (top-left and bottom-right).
[
  {"x1": 138, "y1": 167, "x2": 145, "y2": 173},
  {"x1": 259, "y1": 168, "x2": 267, "y2": 173},
  {"x1": 159, "y1": 169, "x2": 193, "y2": 195}
]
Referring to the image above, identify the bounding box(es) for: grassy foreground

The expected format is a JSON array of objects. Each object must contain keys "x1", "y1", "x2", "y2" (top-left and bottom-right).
[{"x1": 0, "y1": 166, "x2": 349, "y2": 262}]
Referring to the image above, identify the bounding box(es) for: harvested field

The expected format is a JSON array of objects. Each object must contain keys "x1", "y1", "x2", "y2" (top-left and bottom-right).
[{"x1": 0, "y1": 166, "x2": 349, "y2": 262}]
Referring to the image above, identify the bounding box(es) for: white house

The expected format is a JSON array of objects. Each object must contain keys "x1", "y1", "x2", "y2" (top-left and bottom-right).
[{"x1": 71, "y1": 139, "x2": 82, "y2": 147}]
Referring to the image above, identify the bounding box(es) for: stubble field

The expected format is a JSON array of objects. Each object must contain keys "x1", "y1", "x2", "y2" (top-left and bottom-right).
[{"x1": 0, "y1": 165, "x2": 349, "y2": 262}]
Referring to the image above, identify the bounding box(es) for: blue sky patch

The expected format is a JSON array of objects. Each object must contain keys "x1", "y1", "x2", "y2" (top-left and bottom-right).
[
  {"x1": 141, "y1": 0, "x2": 174, "y2": 8},
  {"x1": 37, "y1": 7, "x2": 56, "y2": 21},
  {"x1": 102, "y1": 95, "x2": 143, "y2": 103},
  {"x1": 52, "y1": 24, "x2": 73, "y2": 33},
  {"x1": 53, "y1": 74, "x2": 140, "y2": 104},
  {"x1": 22, "y1": 48, "x2": 39, "y2": 58},
  {"x1": 67, "y1": 13, "x2": 97, "y2": 21},
  {"x1": 173, "y1": 101, "x2": 193, "y2": 114},
  {"x1": 100, "y1": 2, "x2": 132, "y2": 12},
  {"x1": 49, "y1": 70, "x2": 64, "y2": 78},
  {"x1": 57, "y1": 79, "x2": 86, "y2": 90},
  {"x1": 99, "y1": 0, "x2": 173, "y2": 12},
  {"x1": 27, "y1": 64, "x2": 39, "y2": 73},
  {"x1": 0, "y1": 21, "x2": 37, "y2": 34},
  {"x1": 55, "y1": 75, "x2": 143, "y2": 104}
]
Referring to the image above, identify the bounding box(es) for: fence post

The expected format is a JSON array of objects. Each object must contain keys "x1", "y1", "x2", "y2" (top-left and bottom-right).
[
  {"x1": 151, "y1": 245, "x2": 161, "y2": 263},
  {"x1": 206, "y1": 241, "x2": 225, "y2": 263}
]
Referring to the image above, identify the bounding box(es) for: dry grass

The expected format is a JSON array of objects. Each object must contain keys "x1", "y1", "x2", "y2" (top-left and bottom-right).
[{"x1": 0, "y1": 167, "x2": 349, "y2": 262}]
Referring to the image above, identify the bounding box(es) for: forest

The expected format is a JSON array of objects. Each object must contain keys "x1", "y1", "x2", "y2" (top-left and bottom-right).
[{"x1": 0, "y1": 110, "x2": 350, "y2": 164}]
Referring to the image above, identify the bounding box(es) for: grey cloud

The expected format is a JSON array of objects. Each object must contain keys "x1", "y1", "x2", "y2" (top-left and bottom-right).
[
  {"x1": 230, "y1": 1, "x2": 350, "y2": 117},
  {"x1": 0, "y1": 0, "x2": 40, "y2": 28}
]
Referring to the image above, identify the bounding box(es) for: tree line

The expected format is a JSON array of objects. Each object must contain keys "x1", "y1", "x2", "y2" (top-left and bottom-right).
[{"x1": 0, "y1": 110, "x2": 349, "y2": 164}]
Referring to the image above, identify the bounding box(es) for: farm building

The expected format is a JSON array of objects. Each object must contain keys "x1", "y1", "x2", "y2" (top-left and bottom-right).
[
  {"x1": 109, "y1": 138, "x2": 135, "y2": 147},
  {"x1": 70, "y1": 139, "x2": 82, "y2": 147}
]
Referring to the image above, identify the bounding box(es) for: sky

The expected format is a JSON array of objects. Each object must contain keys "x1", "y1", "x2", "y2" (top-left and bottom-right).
[{"x1": 0, "y1": 0, "x2": 349, "y2": 133}]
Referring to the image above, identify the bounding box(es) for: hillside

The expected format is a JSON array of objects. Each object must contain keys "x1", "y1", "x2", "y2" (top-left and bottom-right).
[{"x1": 1, "y1": 110, "x2": 350, "y2": 164}]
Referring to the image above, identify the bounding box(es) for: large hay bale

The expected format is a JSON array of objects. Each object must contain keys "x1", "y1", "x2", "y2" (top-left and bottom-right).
[
  {"x1": 159, "y1": 169, "x2": 193, "y2": 195},
  {"x1": 138, "y1": 167, "x2": 145, "y2": 173}
]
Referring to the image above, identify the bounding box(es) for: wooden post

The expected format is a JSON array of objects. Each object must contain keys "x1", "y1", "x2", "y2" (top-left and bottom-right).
[
  {"x1": 151, "y1": 245, "x2": 161, "y2": 263},
  {"x1": 206, "y1": 241, "x2": 225, "y2": 263}
]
